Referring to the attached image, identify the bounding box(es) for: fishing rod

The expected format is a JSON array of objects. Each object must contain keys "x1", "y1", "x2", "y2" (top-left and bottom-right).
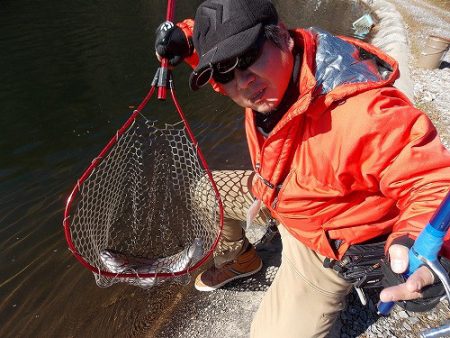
[{"x1": 377, "y1": 192, "x2": 450, "y2": 337}]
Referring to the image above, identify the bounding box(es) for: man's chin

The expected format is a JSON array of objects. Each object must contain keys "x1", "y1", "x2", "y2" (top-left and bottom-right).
[{"x1": 252, "y1": 101, "x2": 278, "y2": 114}]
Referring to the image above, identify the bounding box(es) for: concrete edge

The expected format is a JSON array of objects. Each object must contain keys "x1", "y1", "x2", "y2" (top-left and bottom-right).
[{"x1": 361, "y1": 0, "x2": 415, "y2": 101}]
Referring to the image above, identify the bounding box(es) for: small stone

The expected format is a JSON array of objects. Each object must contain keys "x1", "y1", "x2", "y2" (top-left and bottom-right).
[
  {"x1": 409, "y1": 317, "x2": 419, "y2": 325},
  {"x1": 427, "y1": 314, "x2": 437, "y2": 320},
  {"x1": 403, "y1": 322, "x2": 412, "y2": 331},
  {"x1": 422, "y1": 91, "x2": 435, "y2": 102},
  {"x1": 398, "y1": 310, "x2": 409, "y2": 319}
]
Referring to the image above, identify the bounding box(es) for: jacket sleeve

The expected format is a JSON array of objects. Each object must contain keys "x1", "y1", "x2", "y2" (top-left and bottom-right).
[
  {"x1": 361, "y1": 88, "x2": 450, "y2": 257},
  {"x1": 176, "y1": 19, "x2": 226, "y2": 94}
]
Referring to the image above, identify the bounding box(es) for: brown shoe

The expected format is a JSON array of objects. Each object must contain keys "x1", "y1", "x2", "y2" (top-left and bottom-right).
[{"x1": 194, "y1": 245, "x2": 262, "y2": 291}]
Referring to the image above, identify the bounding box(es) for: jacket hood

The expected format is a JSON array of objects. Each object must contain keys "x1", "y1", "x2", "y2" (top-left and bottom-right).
[
  {"x1": 266, "y1": 28, "x2": 400, "y2": 135},
  {"x1": 293, "y1": 28, "x2": 398, "y2": 104},
  {"x1": 311, "y1": 27, "x2": 396, "y2": 96}
]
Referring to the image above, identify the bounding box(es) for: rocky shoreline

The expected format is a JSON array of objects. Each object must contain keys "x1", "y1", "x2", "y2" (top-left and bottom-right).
[{"x1": 154, "y1": 0, "x2": 450, "y2": 337}]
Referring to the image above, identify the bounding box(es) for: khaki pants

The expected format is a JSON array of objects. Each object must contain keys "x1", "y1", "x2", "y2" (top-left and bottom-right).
[{"x1": 205, "y1": 170, "x2": 352, "y2": 337}]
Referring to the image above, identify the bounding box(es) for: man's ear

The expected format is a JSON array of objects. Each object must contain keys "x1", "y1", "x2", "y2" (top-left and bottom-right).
[{"x1": 278, "y1": 22, "x2": 294, "y2": 52}]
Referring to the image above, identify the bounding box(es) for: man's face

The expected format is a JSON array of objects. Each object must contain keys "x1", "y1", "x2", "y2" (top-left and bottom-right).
[{"x1": 221, "y1": 37, "x2": 294, "y2": 114}]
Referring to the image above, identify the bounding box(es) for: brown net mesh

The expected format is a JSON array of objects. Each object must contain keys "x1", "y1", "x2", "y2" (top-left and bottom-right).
[{"x1": 66, "y1": 113, "x2": 220, "y2": 288}]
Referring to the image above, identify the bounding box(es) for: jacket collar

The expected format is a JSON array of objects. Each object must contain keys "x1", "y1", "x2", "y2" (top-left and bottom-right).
[{"x1": 258, "y1": 28, "x2": 399, "y2": 136}]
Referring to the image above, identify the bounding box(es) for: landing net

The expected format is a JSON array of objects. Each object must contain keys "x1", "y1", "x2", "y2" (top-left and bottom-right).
[{"x1": 64, "y1": 112, "x2": 220, "y2": 288}]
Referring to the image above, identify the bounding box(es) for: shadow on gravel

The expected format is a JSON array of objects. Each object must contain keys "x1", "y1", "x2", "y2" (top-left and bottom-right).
[
  {"x1": 329, "y1": 288, "x2": 381, "y2": 338},
  {"x1": 439, "y1": 61, "x2": 450, "y2": 69}
]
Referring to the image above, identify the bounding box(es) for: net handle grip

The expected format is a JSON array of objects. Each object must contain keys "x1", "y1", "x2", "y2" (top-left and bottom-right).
[{"x1": 157, "y1": 0, "x2": 176, "y2": 100}]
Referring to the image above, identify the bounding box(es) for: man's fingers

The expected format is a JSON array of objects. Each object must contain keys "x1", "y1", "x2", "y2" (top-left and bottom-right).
[
  {"x1": 388, "y1": 244, "x2": 409, "y2": 273},
  {"x1": 379, "y1": 283, "x2": 423, "y2": 302},
  {"x1": 380, "y1": 266, "x2": 435, "y2": 302},
  {"x1": 405, "y1": 265, "x2": 435, "y2": 292}
]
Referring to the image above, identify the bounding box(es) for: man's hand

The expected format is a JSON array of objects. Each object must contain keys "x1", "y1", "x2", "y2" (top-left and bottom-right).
[
  {"x1": 155, "y1": 21, "x2": 191, "y2": 66},
  {"x1": 379, "y1": 244, "x2": 435, "y2": 302}
]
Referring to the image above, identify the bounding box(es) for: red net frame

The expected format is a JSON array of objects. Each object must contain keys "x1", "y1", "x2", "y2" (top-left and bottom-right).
[
  {"x1": 63, "y1": 0, "x2": 224, "y2": 285},
  {"x1": 63, "y1": 78, "x2": 224, "y2": 285}
]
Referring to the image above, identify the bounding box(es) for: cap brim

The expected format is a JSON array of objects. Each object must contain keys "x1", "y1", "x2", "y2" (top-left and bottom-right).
[{"x1": 189, "y1": 24, "x2": 263, "y2": 91}]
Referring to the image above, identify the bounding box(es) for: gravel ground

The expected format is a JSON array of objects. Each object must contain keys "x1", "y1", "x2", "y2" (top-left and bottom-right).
[
  {"x1": 154, "y1": 1, "x2": 450, "y2": 337},
  {"x1": 385, "y1": 0, "x2": 450, "y2": 149}
]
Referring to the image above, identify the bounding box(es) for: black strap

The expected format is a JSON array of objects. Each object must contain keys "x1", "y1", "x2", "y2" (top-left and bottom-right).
[{"x1": 324, "y1": 239, "x2": 387, "y2": 289}]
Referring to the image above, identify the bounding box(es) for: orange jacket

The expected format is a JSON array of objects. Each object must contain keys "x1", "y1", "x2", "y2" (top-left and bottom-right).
[{"x1": 180, "y1": 21, "x2": 450, "y2": 260}]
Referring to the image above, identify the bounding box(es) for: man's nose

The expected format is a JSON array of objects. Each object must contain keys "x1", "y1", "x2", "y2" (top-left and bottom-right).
[{"x1": 234, "y1": 68, "x2": 255, "y2": 89}]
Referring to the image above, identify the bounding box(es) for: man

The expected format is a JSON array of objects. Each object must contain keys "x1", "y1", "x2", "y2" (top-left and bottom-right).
[{"x1": 155, "y1": 0, "x2": 450, "y2": 337}]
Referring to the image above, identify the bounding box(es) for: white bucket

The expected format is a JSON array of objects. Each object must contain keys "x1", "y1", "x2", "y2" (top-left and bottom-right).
[{"x1": 418, "y1": 35, "x2": 450, "y2": 69}]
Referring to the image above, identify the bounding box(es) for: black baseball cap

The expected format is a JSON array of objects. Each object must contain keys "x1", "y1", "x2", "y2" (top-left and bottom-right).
[{"x1": 189, "y1": 0, "x2": 278, "y2": 90}]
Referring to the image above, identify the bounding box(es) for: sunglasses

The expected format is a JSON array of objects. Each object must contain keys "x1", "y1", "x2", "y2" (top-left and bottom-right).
[{"x1": 193, "y1": 35, "x2": 265, "y2": 88}]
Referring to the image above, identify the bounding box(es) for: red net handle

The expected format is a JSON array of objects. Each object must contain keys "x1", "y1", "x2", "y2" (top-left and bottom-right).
[{"x1": 157, "y1": 0, "x2": 176, "y2": 100}]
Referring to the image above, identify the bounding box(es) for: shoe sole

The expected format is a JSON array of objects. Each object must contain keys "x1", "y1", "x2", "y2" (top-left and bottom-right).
[{"x1": 195, "y1": 260, "x2": 263, "y2": 292}]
